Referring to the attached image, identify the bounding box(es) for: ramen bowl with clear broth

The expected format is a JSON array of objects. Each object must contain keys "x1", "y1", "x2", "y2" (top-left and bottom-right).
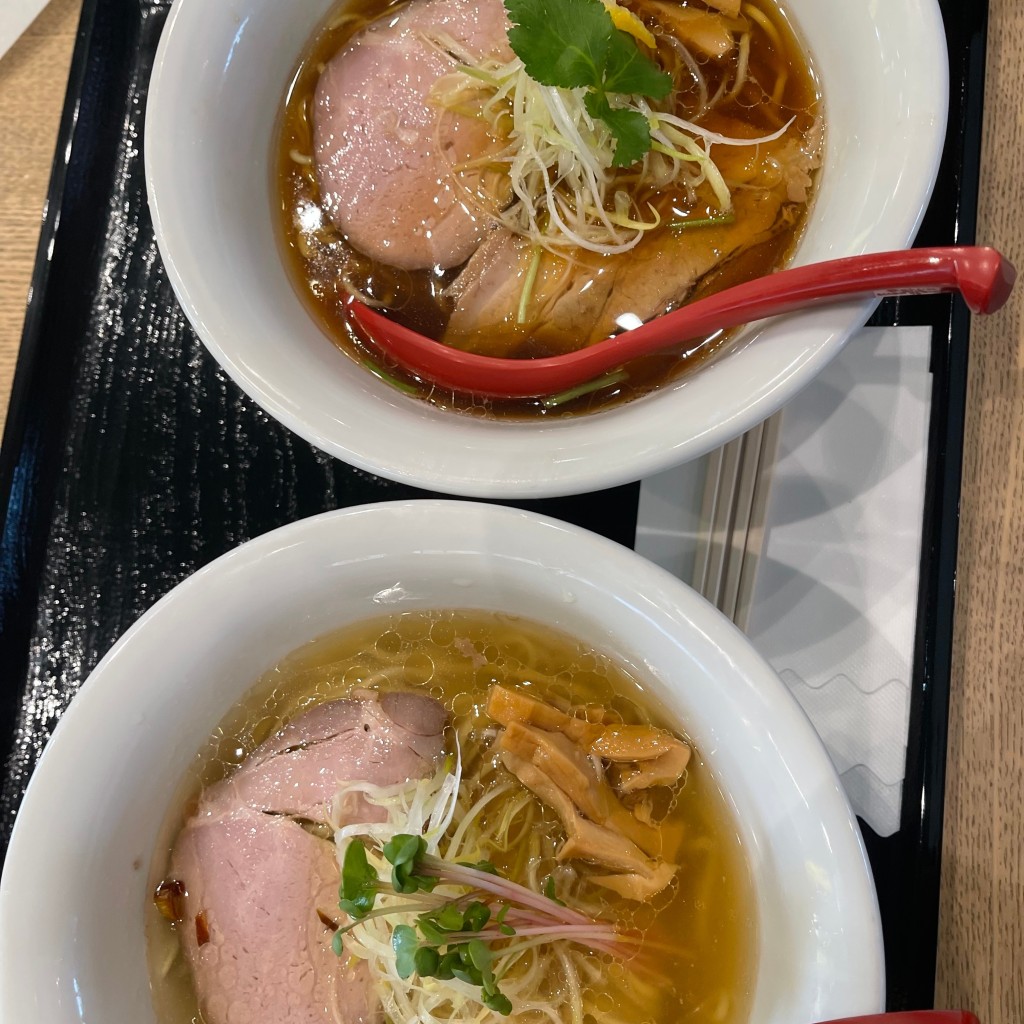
[
  {"x1": 145, "y1": 0, "x2": 946, "y2": 498},
  {"x1": 0, "y1": 501, "x2": 882, "y2": 1024}
]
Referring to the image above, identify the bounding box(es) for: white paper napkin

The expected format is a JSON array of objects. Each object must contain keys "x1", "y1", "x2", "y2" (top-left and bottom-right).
[
  {"x1": 744, "y1": 325, "x2": 933, "y2": 836},
  {"x1": 0, "y1": 0, "x2": 49, "y2": 63}
]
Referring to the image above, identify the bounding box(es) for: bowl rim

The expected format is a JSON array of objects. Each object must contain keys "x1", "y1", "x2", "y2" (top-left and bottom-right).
[
  {"x1": 0, "y1": 500, "x2": 884, "y2": 1023},
  {"x1": 144, "y1": 0, "x2": 950, "y2": 498}
]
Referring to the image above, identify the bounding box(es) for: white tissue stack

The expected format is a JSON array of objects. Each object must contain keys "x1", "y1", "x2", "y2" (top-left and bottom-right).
[{"x1": 745, "y1": 325, "x2": 933, "y2": 836}]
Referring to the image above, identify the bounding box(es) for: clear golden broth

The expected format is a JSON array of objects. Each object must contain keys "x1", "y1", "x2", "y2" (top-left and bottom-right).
[{"x1": 148, "y1": 610, "x2": 757, "y2": 1024}]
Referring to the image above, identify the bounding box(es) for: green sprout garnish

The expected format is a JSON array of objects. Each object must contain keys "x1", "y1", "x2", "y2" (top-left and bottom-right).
[{"x1": 332, "y1": 834, "x2": 623, "y2": 1016}]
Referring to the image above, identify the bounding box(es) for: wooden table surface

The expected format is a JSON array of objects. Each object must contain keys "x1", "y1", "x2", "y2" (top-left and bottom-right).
[{"x1": 1, "y1": 0, "x2": 1022, "y2": 1018}]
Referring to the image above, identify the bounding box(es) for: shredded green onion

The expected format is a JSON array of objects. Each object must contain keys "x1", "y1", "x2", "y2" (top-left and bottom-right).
[
  {"x1": 517, "y1": 246, "x2": 544, "y2": 324},
  {"x1": 430, "y1": 57, "x2": 758, "y2": 255},
  {"x1": 358, "y1": 358, "x2": 420, "y2": 395},
  {"x1": 668, "y1": 213, "x2": 736, "y2": 231},
  {"x1": 542, "y1": 370, "x2": 629, "y2": 407}
]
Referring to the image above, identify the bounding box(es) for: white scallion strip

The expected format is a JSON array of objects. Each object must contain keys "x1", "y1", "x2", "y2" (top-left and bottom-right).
[
  {"x1": 728, "y1": 32, "x2": 751, "y2": 98},
  {"x1": 429, "y1": 49, "x2": 791, "y2": 257},
  {"x1": 648, "y1": 108, "x2": 795, "y2": 148},
  {"x1": 331, "y1": 743, "x2": 461, "y2": 854}
]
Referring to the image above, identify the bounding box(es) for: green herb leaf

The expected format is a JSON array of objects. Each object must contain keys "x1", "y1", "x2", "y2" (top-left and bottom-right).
[
  {"x1": 454, "y1": 942, "x2": 485, "y2": 987},
  {"x1": 417, "y1": 916, "x2": 447, "y2": 945},
  {"x1": 466, "y1": 938, "x2": 493, "y2": 974},
  {"x1": 339, "y1": 842, "x2": 378, "y2": 919},
  {"x1": 383, "y1": 833, "x2": 428, "y2": 894},
  {"x1": 436, "y1": 950, "x2": 458, "y2": 980},
  {"x1": 392, "y1": 924, "x2": 419, "y2": 980},
  {"x1": 383, "y1": 833, "x2": 425, "y2": 868},
  {"x1": 438, "y1": 903, "x2": 466, "y2": 931},
  {"x1": 414, "y1": 945, "x2": 441, "y2": 977},
  {"x1": 483, "y1": 991, "x2": 514, "y2": 1016},
  {"x1": 331, "y1": 930, "x2": 345, "y2": 956},
  {"x1": 464, "y1": 902, "x2": 492, "y2": 932},
  {"x1": 503, "y1": 0, "x2": 671, "y2": 165},
  {"x1": 603, "y1": 26, "x2": 672, "y2": 98},
  {"x1": 452, "y1": 963, "x2": 482, "y2": 987},
  {"x1": 467, "y1": 938, "x2": 497, "y2": 995},
  {"x1": 543, "y1": 876, "x2": 567, "y2": 906},
  {"x1": 584, "y1": 92, "x2": 652, "y2": 167},
  {"x1": 505, "y1": 0, "x2": 609, "y2": 90}
]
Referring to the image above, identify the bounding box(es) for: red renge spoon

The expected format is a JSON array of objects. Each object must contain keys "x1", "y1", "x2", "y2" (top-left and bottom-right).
[{"x1": 347, "y1": 246, "x2": 1015, "y2": 399}]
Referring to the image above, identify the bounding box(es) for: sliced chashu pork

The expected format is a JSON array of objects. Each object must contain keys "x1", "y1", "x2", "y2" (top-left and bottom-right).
[
  {"x1": 168, "y1": 693, "x2": 447, "y2": 1024},
  {"x1": 224, "y1": 690, "x2": 448, "y2": 821},
  {"x1": 313, "y1": 0, "x2": 511, "y2": 270},
  {"x1": 443, "y1": 116, "x2": 822, "y2": 355}
]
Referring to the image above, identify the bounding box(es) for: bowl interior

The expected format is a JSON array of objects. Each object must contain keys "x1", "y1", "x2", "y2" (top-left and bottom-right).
[
  {"x1": 144, "y1": 0, "x2": 948, "y2": 498},
  {"x1": 0, "y1": 502, "x2": 882, "y2": 1024}
]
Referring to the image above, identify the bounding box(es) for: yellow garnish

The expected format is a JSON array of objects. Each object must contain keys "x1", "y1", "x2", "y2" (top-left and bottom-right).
[{"x1": 600, "y1": 0, "x2": 656, "y2": 48}]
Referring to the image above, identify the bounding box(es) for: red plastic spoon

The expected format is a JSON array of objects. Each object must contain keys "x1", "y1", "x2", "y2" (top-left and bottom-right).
[{"x1": 348, "y1": 246, "x2": 1015, "y2": 399}]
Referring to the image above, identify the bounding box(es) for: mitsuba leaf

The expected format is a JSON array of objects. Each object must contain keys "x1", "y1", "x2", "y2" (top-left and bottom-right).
[
  {"x1": 601, "y1": 106, "x2": 653, "y2": 166},
  {"x1": 603, "y1": 27, "x2": 672, "y2": 99},
  {"x1": 506, "y1": 0, "x2": 665, "y2": 165},
  {"x1": 583, "y1": 92, "x2": 651, "y2": 166},
  {"x1": 505, "y1": 0, "x2": 609, "y2": 89}
]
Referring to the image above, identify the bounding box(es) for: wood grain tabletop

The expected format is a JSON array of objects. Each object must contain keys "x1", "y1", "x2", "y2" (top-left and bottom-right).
[{"x1": 0, "y1": 0, "x2": 1021, "y2": 1018}]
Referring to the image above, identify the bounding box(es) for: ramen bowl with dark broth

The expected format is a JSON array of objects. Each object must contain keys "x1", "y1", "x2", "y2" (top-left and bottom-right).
[
  {"x1": 0, "y1": 501, "x2": 882, "y2": 1024},
  {"x1": 146, "y1": 0, "x2": 946, "y2": 497},
  {"x1": 277, "y1": 0, "x2": 823, "y2": 418}
]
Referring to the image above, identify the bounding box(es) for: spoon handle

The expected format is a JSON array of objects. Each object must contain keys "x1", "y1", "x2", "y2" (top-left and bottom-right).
[
  {"x1": 615, "y1": 246, "x2": 1013, "y2": 355},
  {"x1": 561, "y1": 247, "x2": 1014, "y2": 386}
]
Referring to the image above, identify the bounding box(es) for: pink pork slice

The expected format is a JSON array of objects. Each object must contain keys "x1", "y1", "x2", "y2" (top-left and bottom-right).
[
  {"x1": 312, "y1": 0, "x2": 512, "y2": 270},
  {"x1": 169, "y1": 692, "x2": 447, "y2": 1024}
]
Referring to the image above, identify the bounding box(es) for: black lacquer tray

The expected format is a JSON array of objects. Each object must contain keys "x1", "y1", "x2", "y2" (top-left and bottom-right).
[{"x1": 0, "y1": 0, "x2": 988, "y2": 1009}]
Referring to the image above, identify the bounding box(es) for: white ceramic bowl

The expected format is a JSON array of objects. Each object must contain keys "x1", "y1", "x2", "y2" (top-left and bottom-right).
[
  {"x1": 0, "y1": 501, "x2": 882, "y2": 1023},
  {"x1": 145, "y1": 0, "x2": 947, "y2": 498}
]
